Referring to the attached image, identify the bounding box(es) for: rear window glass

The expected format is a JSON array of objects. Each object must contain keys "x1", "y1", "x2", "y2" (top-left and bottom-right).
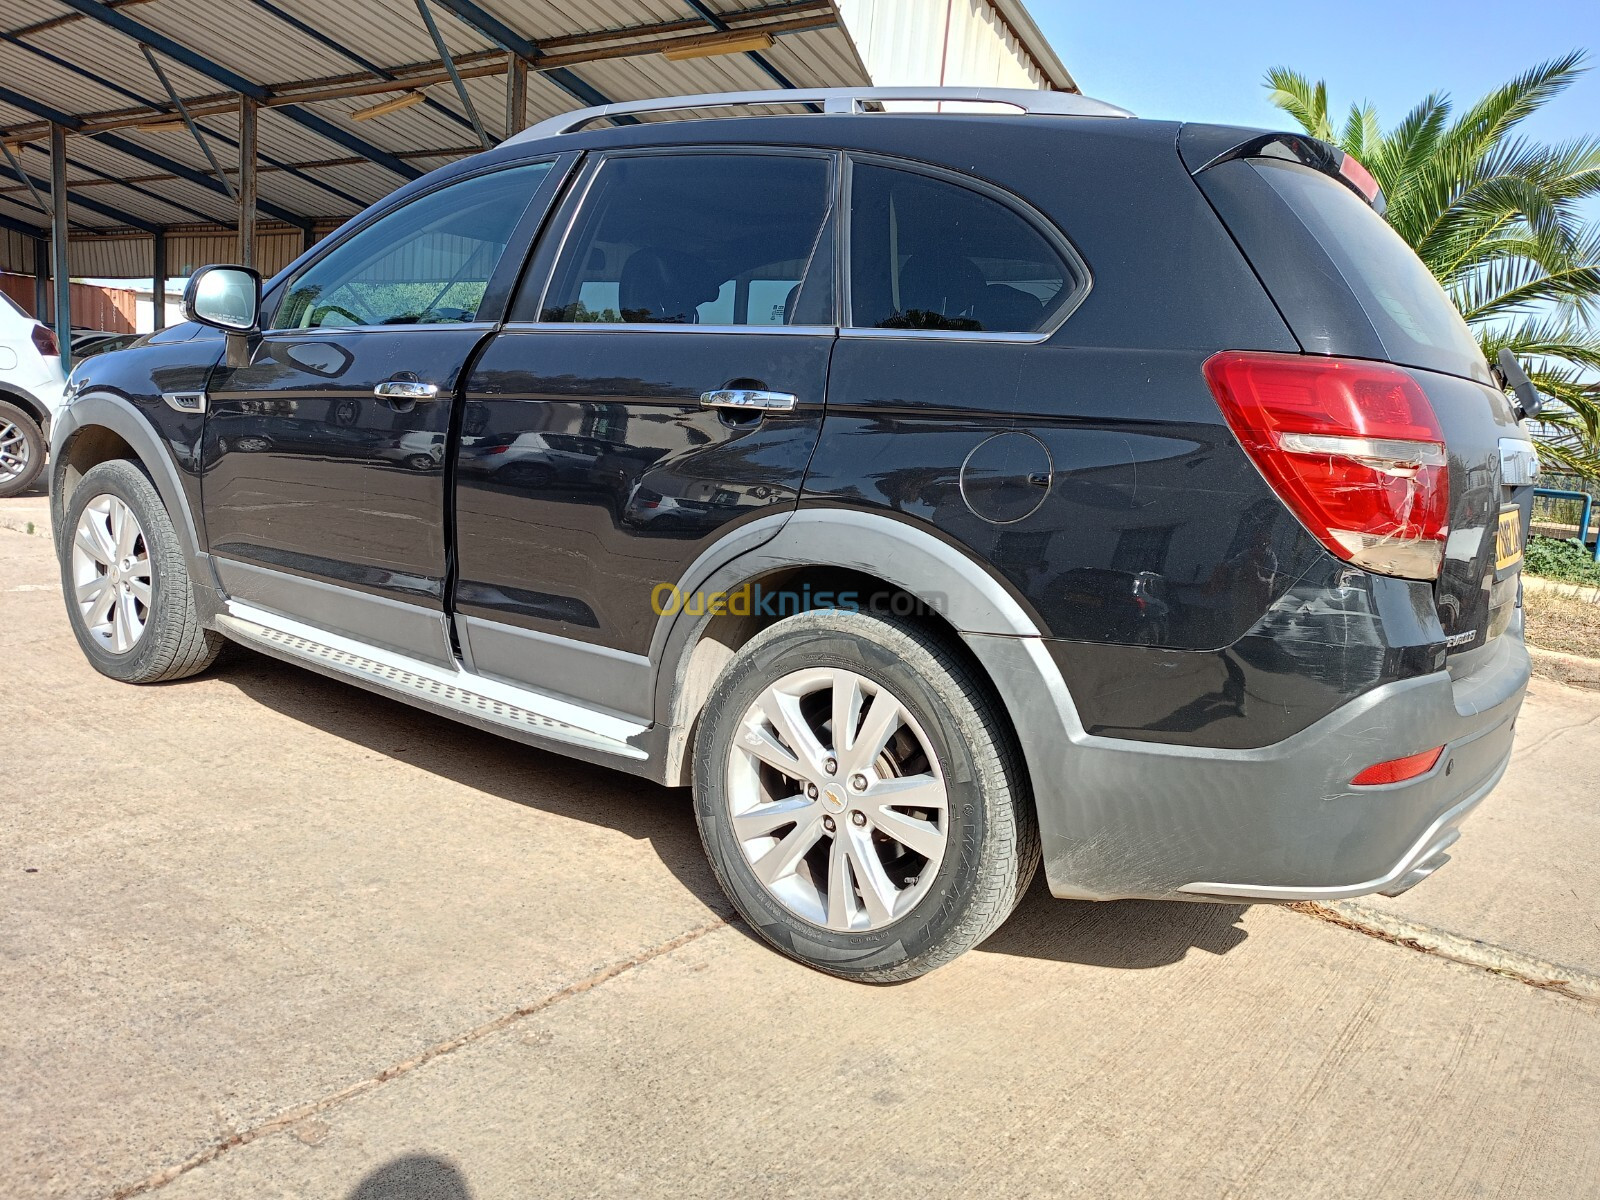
[
  {"x1": 1251, "y1": 159, "x2": 1485, "y2": 376},
  {"x1": 848, "y1": 162, "x2": 1083, "y2": 334}
]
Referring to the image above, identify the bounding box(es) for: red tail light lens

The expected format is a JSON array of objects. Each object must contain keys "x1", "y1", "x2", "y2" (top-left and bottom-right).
[
  {"x1": 1338, "y1": 152, "x2": 1384, "y2": 211},
  {"x1": 1203, "y1": 352, "x2": 1449, "y2": 580},
  {"x1": 1351, "y1": 745, "x2": 1444, "y2": 786},
  {"x1": 31, "y1": 323, "x2": 59, "y2": 358}
]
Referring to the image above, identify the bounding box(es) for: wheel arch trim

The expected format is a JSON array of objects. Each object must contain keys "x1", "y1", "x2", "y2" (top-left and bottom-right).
[
  {"x1": 50, "y1": 391, "x2": 203, "y2": 568},
  {"x1": 648, "y1": 507, "x2": 1059, "y2": 785}
]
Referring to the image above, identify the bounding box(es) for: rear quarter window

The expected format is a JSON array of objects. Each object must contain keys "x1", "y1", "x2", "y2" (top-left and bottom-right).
[{"x1": 1251, "y1": 159, "x2": 1486, "y2": 378}]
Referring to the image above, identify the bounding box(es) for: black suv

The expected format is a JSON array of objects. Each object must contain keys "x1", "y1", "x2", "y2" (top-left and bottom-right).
[{"x1": 51, "y1": 88, "x2": 1534, "y2": 982}]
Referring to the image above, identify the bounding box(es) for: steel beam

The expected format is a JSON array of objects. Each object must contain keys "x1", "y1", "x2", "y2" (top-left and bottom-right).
[
  {"x1": 414, "y1": 0, "x2": 490, "y2": 149},
  {"x1": 34, "y1": 237, "x2": 48, "y2": 319},
  {"x1": 246, "y1": 0, "x2": 479, "y2": 137},
  {"x1": 426, "y1": 0, "x2": 633, "y2": 120},
  {"x1": 506, "y1": 56, "x2": 528, "y2": 136},
  {"x1": 141, "y1": 44, "x2": 235, "y2": 199},
  {"x1": 0, "y1": 32, "x2": 372, "y2": 209},
  {"x1": 52, "y1": 0, "x2": 423, "y2": 182},
  {"x1": 49, "y1": 124, "x2": 71, "y2": 370},
  {"x1": 238, "y1": 97, "x2": 258, "y2": 268},
  {"x1": 0, "y1": 140, "x2": 49, "y2": 212},
  {"x1": 152, "y1": 229, "x2": 166, "y2": 330},
  {"x1": 0, "y1": 82, "x2": 267, "y2": 229},
  {"x1": 7, "y1": 160, "x2": 159, "y2": 232},
  {"x1": 682, "y1": 0, "x2": 811, "y2": 100}
]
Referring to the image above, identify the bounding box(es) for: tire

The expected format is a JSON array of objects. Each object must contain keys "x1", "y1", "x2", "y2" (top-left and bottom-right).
[
  {"x1": 0, "y1": 399, "x2": 45, "y2": 498},
  {"x1": 60, "y1": 459, "x2": 225, "y2": 684},
  {"x1": 693, "y1": 608, "x2": 1039, "y2": 983}
]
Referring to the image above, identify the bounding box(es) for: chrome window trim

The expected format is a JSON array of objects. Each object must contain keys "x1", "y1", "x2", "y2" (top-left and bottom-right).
[
  {"x1": 499, "y1": 321, "x2": 835, "y2": 337},
  {"x1": 525, "y1": 145, "x2": 841, "y2": 330},
  {"x1": 839, "y1": 151, "x2": 1092, "y2": 342},
  {"x1": 258, "y1": 321, "x2": 499, "y2": 338}
]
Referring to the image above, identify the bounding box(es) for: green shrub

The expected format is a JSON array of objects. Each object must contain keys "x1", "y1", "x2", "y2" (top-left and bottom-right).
[{"x1": 1524, "y1": 536, "x2": 1600, "y2": 586}]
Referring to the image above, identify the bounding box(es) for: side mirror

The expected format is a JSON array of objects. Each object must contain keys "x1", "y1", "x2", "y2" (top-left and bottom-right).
[{"x1": 184, "y1": 265, "x2": 261, "y2": 332}]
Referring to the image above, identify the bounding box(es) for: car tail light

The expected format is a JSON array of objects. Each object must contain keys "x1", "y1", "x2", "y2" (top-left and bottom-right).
[
  {"x1": 1351, "y1": 745, "x2": 1444, "y2": 786},
  {"x1": 31, "y1": 323, "x2": 59, "y2": 358},
  {"x1": 1203, "y1": 351, "x2": 1449, "y2": 580}
]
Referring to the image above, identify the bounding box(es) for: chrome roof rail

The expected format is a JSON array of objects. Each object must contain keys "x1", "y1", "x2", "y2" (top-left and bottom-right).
[{"x1": 506, "y1": 87, "x2": 1134, "y2": 145}]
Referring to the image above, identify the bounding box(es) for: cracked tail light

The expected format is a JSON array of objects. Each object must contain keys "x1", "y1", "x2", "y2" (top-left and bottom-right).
[{"x1": 1204, "y1": 351, "x2": 1449, "y2": 580}]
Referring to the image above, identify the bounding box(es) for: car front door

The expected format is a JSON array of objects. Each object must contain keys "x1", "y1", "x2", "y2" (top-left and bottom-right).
[
  {"x1": 453, "y1": 149, "x2": 838, "y2": 715},
  {"x1": 202, "y1": 158, "x2": 567, "y2": 666}
]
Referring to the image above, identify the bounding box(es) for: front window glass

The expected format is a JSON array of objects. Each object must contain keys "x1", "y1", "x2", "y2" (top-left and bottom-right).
[
  {"x1": 539, "y1": 153, "x2": 833, "y2": 326},
  {"x1": 848, "y1": 162, "x2": 1081, "y2": 333},
  {"x1": 276, "y1": 162, "x2": 551, "y2": 330}
]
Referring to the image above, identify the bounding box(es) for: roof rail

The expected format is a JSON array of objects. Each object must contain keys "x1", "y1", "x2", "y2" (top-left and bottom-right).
[{"x1": 506, "y1": 87, "x2": 1134, "y2": 145}]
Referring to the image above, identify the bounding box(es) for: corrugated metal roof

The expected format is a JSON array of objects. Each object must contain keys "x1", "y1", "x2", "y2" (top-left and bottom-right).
[{"x1": 0, "y1": 0, "x2": 1069, "y2": 275}]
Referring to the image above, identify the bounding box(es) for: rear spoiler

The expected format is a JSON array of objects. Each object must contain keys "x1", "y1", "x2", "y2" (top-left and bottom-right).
[{"x1": 1178, "y1": 125, "x2": 1386, "y2": 215}]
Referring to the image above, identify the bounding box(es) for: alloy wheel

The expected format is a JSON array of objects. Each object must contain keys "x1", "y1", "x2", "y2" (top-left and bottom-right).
[
  {"x1": 71, "y1": 494, "x2": 153, "y2": 654},
  {"x1": 726, "y1": 666, "x2": 949, "y2": 931},
  {"x1": 0, "y1": 416, "x2": 30, "y2": 482}
]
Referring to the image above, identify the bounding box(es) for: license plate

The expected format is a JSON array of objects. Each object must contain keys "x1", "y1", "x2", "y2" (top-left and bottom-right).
[{"x1": 1495, "y1": 506, "x2": 1523, "y2": 572}]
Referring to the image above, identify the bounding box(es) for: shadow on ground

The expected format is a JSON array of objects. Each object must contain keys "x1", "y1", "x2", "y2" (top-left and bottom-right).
[
  {"x1": 347, "y1": 1154, "x2": 474, "y2": 1200},
  {"x1": 221, "y1": 646, "x2": 1248, "y2": 972}
]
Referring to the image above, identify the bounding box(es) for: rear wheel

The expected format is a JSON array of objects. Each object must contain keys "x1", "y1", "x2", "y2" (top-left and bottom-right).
[
  {"x1": 61, "y1": 459, "x2": 224, "y2": 683},
  {"x1": 0, "y1": 399, "x2": 45, "y2": 498},
  {"x1": 693, "y1": 608, "x2": 1038, "y2": 982}
]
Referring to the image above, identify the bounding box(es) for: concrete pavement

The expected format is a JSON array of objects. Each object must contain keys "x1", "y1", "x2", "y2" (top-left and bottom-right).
[{"x1": 3, "y1": 510, "x2": 1598, "y2": 1200}]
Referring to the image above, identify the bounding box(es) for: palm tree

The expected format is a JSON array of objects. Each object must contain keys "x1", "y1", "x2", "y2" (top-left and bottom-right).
[{"x1": 1265, "y1": 54, "x2": 1600, "y2": 479}]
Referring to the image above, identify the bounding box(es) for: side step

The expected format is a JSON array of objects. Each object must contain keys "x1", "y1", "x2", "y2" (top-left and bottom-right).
[{"x1": 217, "y1": 604, "x2": 649, "y2": 762}]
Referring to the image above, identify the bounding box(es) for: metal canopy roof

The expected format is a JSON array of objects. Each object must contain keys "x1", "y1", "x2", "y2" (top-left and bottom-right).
[{"x1": 0, "y1": 0, "x2": 878, "y2": 243}]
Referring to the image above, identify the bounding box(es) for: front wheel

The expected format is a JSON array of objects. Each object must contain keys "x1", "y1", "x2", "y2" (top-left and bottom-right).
[
  {"x1": 693, "y1": 608, "x2": 1038, "y2": 982},
  {"x1": 61, "y1": 459, "x2": 225, "y2": 683}
]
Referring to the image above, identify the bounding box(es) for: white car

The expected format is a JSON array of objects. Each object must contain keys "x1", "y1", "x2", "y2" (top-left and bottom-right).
[{"x1": 0, "y1": 292, "x2": 68, "y2": 497}]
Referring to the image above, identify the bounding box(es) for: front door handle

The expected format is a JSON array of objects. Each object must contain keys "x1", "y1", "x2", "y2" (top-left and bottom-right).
[
  {"x1": 375, "y1": 379, "x2": 441, "y2": 401},
  {"x1": 700, "y1": 388, "x2": 797, "y2": 413}
]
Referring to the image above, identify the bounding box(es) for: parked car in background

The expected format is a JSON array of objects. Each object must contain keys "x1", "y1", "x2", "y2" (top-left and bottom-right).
[
  {"x1": 0, "y1": 291, "x2": 67, "y2": 497},
  {"x1": 74, "y1": 332, "x2": 145, "y2": 360},
  {"x1": 50, "y1": 87, "x2": 1535, "y2": 982}
]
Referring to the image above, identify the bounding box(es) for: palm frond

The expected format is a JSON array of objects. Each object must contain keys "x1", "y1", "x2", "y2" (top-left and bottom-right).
[{"x1": 1264, "y1": 67, "x2": 1333, "y2": 140}]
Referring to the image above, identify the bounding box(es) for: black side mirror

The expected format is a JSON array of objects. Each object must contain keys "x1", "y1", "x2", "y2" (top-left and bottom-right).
[
  {"x1": 183, "y1": 265, "x2": 262, "y2": 333},
  {"x1": 1497, "y1": 349, "x2": 1543, "y2": 421}
]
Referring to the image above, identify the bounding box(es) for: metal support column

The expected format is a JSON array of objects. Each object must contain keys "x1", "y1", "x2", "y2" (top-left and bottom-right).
[
  {"x1": 33, "y1": 237, "x2": 48, "y2": 320},
  {"x1": 505, "y1": 55, "x2": 527, "y2": 136},
  {"x1": 237, "y1": 95, "x2": 258, "y2": 267},
  {"x1": 302, "y1": 224, "x2": 318, "y2": 256},
  {"x1": 152, "y1": 230, "x2": 167, "y2": 331},
  {"x1": 49, "y1": 122, "x2": 71, "y2": 371}
]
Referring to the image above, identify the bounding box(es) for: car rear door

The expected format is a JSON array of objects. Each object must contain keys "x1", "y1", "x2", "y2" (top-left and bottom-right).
[
  {"x1": 452, "y1": 148, "x2": 838, "y2": 716},
  {"x1": 202, "y1": 158, "x2": 570, "y2": 666}
]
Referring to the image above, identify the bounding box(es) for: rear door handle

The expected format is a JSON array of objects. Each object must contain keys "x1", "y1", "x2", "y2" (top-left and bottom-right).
[
  {"x1": 700, "y1": 388, "x2": 797, "y2": 413},
  {"x1": 375, "y1": 380, "x2": 441, "y2": 401}
]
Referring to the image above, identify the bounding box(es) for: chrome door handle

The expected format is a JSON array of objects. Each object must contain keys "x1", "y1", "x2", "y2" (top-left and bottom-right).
[
  {"x1": 699, "y1": 388, "x2": 797, "y2": 413},
  {"x1": 374, "y1": 380, "x2": 440, "y2": 400}
]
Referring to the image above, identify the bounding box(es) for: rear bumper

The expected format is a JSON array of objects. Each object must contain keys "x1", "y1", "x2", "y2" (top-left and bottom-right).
[{"x1": 961, "y1": 627, "x2": 1529, "y2": 902}]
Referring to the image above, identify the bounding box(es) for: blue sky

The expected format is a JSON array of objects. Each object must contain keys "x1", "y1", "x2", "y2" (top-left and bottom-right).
[{"x1": 1030, "y1": 0, "x2": 1600, "y2": 150}]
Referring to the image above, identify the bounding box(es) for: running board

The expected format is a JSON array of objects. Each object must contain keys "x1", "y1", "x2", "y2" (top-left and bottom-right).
[{"x1": 217, "y1": 603, "x2": 649, "y2": 761}]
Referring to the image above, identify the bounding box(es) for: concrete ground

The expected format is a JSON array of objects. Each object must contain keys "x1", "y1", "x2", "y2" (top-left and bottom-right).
[{"x1": 2, "y1": 498, "x2": 1598, "y2": 1200}]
